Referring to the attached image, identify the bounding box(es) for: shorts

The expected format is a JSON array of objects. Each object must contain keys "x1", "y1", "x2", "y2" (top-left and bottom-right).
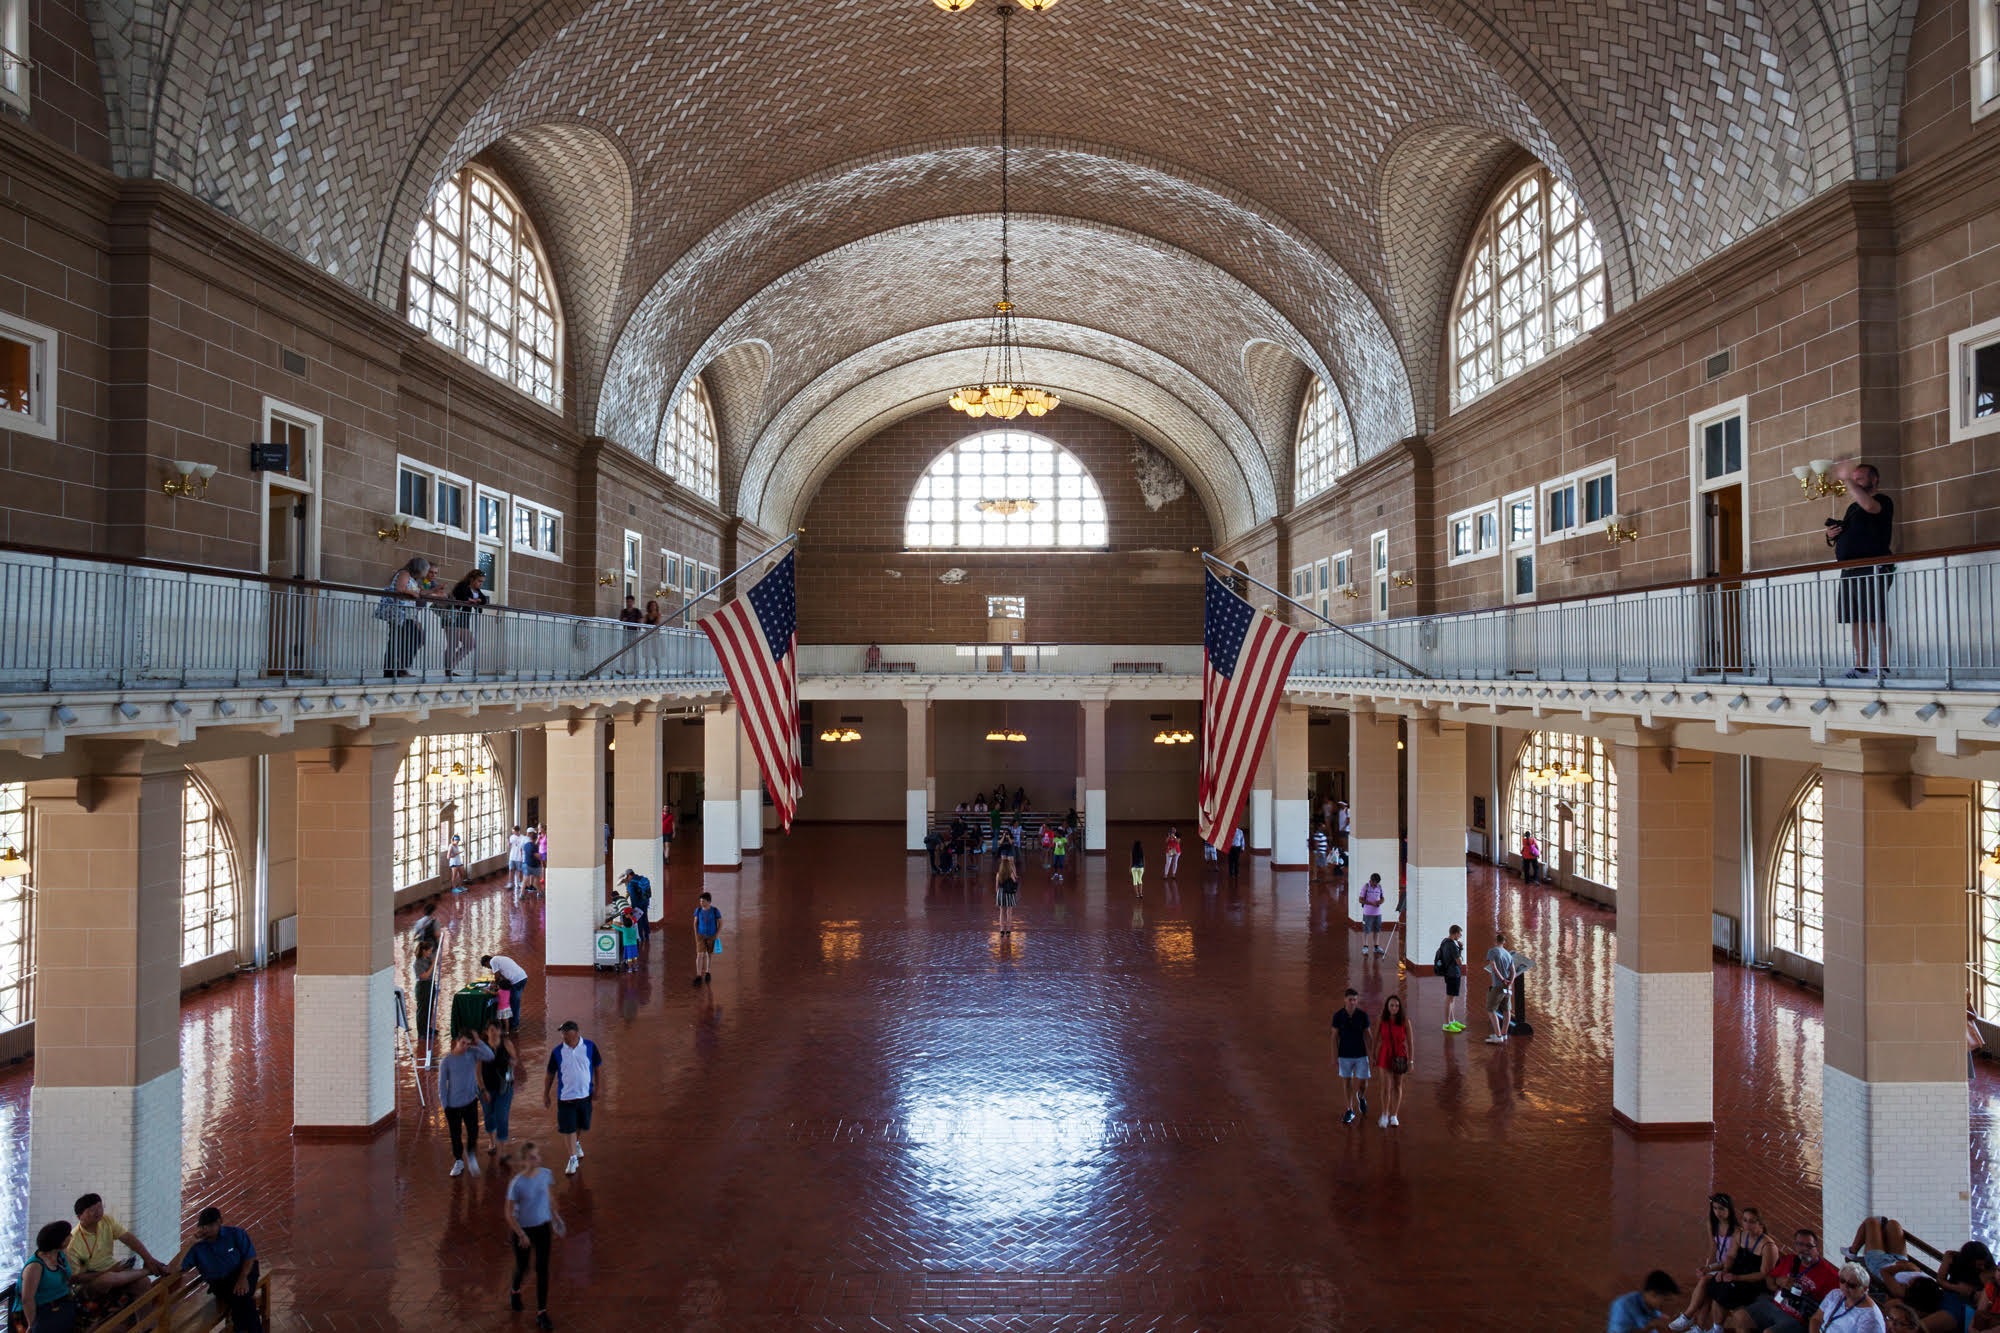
[
  {"x1": 1837, "y1": 564, "x2": 1893, "y2": 624},
  {"x1": 556, "y1": 1096, "x2": 593, "y2": 1133},
  {"x1": 509, "y1": 855, "x2": 526, "y2": 871},
  {"x1": 1860, "y1": 1249, "x2": 1907, "y2": 1283},
  {"x1": 1130, "y1": 867, "x2": 1143, "y2": 885},
  {"x1": 1444, "y1": 974, "x2": 1462, "y2": 997},
  {"x1": 696, "y1": 934, "x2": 717, "y2": 954},
  {"x1": 1336, "y1": 1057, "x2": 1370, "y2": 1080},
  {"x1": 1486, "y1": 983, "x2": 1510, "y2": 1014},
  {"x1": 1363, "y1": 914, "x2": 1382, "y2": 934},
  {"x1": 622, "y1": 943, "x2": 637, "y2": 961}
]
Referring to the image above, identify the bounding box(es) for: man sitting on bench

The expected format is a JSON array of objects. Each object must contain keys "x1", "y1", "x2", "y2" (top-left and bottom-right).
[{"x1": 66, "y1": 1192, "x2": 169, "y2": 1297}]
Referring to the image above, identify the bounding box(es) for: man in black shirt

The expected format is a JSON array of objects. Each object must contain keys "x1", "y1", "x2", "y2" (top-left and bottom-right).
[
  {"x1": 1330, "y1": 988, "x2": 1373, "y2": 1125},
  {"x1": 1825, "y1": 460, "x2": 1894, "y2": 677}
]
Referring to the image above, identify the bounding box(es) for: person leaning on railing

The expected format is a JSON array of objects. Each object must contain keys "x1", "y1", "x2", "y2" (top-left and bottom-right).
[
  {"x1": 442, "y1": 569, "x2": 490, "y2": 677},
  {"x1": 1824, "y1": 460, "x2": 1895, "y2": 680},
  {"x1": 377, "y1": 557, "x2": 436, "y2": 679}
]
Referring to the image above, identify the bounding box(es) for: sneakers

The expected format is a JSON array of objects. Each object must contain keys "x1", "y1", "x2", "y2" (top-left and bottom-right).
[
  {"x1": 692, "y1": 975, "x2": 703, "y2": 987},
  {"x1": 1342, "y1": 1108, "x2": 1356, "y2": 1125},
  {"x1": 1378, "y1": 1114, "x2": 1389, "y2": 1128},
  {"x1": 1358, "y1": 1092, "x2": 1367, "y2": 1116},
  {"x1": 1668, "y1": 1318, "x2": 1693, "y2": 1332},
  {"x1": 466, "y1": 1154, "x2": 480, "y2": 1177},
  {"x1": 1389, "y1": 1115, "x2": 1400, "y2": 1126},
  {"x1": 574, "y1": 1142, "x2": 584, "y2": 1159},
  {"x1": 1485, "y1": 1035, "x2": 1506, "y2": 1044},
  {"x1": 450, "y1": 1160, "x2": 465, "y2": 1177},
  {"x1": 565, "y1": 1154, "x2": 579, "y2": 1175},
  {"x1": 1442, "y1": 1021, "x2": 1466, "y2": 1033}
]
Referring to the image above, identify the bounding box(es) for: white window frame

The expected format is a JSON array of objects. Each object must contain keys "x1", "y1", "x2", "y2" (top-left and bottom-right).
[
  {"x1": 475, "y1": 486, "x2": 509, "y2": 543},
  {"x1": 1290, "y1": 564, "x2": 1311, "y2": 602},
  {"x1": 0, "y1": 309, "x2": 58, "y2": 441},
  {"x1": 1447, "y1": 500, "x2": 1500, "y2": 565},
  {"x1": 1974, "y1": 0, "x2": 2000, "y2": 122},
  {"x1": 1503, "y1": 489, "x2": 1536, "y2": 603},
  {"x1": 1369, "y1": 530, "x2": 1390, "y2": 617},
  {"x1": 1332, "y1": 550, "x2": 1353, "y2": 596},
  {"x1": 1688, "y1": 397, "x2": 1750, "y2": 579},
  {"x1": 394, "y1": 454, "x2": 471, "y2": 538},
  {"x1": 259, "y1": 398, "x2": 322, "y2": 579},
  {"x1": 0, "y1": 0, "x2": 27, "y2": 116},
  {"x1": 1541, "y1": 462, "x2": 1616, "y2": 542},
  {"x1": 1577, "y1": 464, "x2": 1617, "y2": 533},
  {"x1": 659, "y1": 549, "x2": 681, "y2": 596},
  {"x1": 510, "y1": 495, "x2": 563, "y2": 561},
  {"x1": 1948, "y1": 313, "x2": 2000, "y2": 441},
  {"x1": 986, "y1": 595, "x2": 1026, "y2": 619},
  {"x1": 622, "y1": 529, "x2": 642, "y2": 579}
]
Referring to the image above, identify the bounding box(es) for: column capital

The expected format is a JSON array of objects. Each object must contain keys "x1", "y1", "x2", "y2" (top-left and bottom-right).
[{"x1": 900, "y1": 688, "x2": 933, "y2": 708}]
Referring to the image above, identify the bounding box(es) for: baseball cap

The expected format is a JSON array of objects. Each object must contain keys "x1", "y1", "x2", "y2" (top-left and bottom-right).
[{"x1": 557, "y1": 1020, "x2": 579, "y2": 1032}]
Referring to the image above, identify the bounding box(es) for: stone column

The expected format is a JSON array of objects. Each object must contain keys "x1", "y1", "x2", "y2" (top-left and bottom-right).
[
  {"x1": 904, "y1": 695, "x2": 930, "y2": 852},
  {"x1": 1081, "y1": 696, "x2": 1107, "y2": 853},
  {"x1": 544, "y1": 717, "x2": 607, "y2": 970},
  {"x1": 1820, "y1": 746, "x2": 1973, "y2": 1248},
  {"x1": 1269, "y1": 702, "x2": 1309, "y2": 869},
  {"x1": 738, "y1": 713, "x2": 764, "y2": 854},
  {"x1": 1611, "y1": 742, "x2": 1714, "y2": 1132},
  {"x1": 612, "y1": 708, "x2": 664, "y2": 923},
  {"x1": 1249, "y1": 741, "x2": 1274, "y2": 853},
  {"x1": 1405, "y1": 716, "x2": 1467, "y2": 961},
  {"x1": 27, "y1": 763, "x2": 185, "y2": 1249},
  {"x1": 703, "y1": 702, "x2": 742, "y2": 869},
  {"x1": 1347, "y1": 711, "x2": 1400, "y2": 924}
]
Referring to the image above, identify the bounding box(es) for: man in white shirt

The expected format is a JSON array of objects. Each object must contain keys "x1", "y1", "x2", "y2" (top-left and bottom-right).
[
  {"x1": 1484, "y1": 933, "x2": 1517, "y2": 1045},
  {"x1": 506, "y1": 825, "x2": 530, "y2": 892},
  {"x1": 543, "y1": 1021, "x2": 603, "y2": 1175},
  {"x1": 481, "y1": 953, "x2": 530, "y2": 1033}
]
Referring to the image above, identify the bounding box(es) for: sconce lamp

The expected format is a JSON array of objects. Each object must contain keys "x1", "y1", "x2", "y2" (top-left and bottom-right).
[
  {"x1": 375, "y1": 517, "x2": 412, "y2": 543},
  {"x1": 1603, "y1": 511, "x2": 1640, "y2": 545},
  {"x1": 161, "y1": 460, "x2": 218, "y2": 498},
  {"x1": 1390, "y1": 570, "x2": 1416, "y2": 588},
  {"x1": 1337, "y1": 583, "x2": 1363, "y2": 600},
  {"x1": 1983, "y1": 846, "x2": 2000, "y2": 880},
  {"x1": 597, "y1": 571, "x2": 619, "y2": 587},
  {"x1": 0, "y1": 845, "x2": 27, "y2": 879},
  {"x1": 1791, "y1": 459, "x2": 1846, "y2": 498}
]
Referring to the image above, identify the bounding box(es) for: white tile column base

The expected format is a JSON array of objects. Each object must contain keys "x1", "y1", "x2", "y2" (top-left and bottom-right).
[
  {"x1": 1822, "y1": 1066, "x2": 1970, "y2": 1250},
  {"x1": 30, "y1": 1069, "x2": 182, "y2": 1252},
  {"x1": 1085, "y1": 789, "x2": 1106, "y2": 853},
  {"x1": 1273, "y1": 797, "x2": 1309, "y2": 869},
  {"x1": 1349, "y1": 837, "x2": 1397, "y2": 923},
  {"x1": 544, "y1": 866, "x2": 604, "y2": 969},
  {"x1": 703, "y1": 798, "x2": 741, "y2": 868},
  {"x1": 739, "y1": 788, "x2": 763, "y2": 852},
  {"x1": 610, "y1": 837, "x2": 663, "y2": 922},
  {"x1": 1405, "y1": 863, "x2": 1467, "y2": 963},
  {"x1": 906, "y1": 790, "x2": 928, "y2": 852},
  {"x1": 1611, "y1": 965, "x2": 1713, "y2": 1128},
  {"x1": 293, "y1": 968, "x2": 395, "y2": 1128},
  {"x1": 1249, "y1": 788, "x2": 1273, "y2": 853}
]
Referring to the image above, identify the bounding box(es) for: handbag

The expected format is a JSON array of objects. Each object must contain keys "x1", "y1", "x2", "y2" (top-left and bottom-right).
[{"x1": 1391, "y1": 1055, "x2": 1410, "y2": 1075}]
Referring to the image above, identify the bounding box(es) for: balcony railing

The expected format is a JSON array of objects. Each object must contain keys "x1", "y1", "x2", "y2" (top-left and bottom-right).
[
  {"x1": 0, "y1": 546, "x2": 721, "y2": 692},
  {"x1": 1294, "y1": 545, "x2": 2000, "y2": 690},
  {"x1": 796, "y1": 643, "x2": 1204, "y2": 676}
]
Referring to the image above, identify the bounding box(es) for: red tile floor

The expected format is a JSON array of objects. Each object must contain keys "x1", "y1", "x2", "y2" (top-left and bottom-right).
[{"x1": 1, "y1": 823, "x2": 1994, "y2": 1330}]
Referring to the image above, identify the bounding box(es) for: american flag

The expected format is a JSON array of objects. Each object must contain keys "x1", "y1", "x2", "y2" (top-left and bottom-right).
[
  {"x1": 697, "y1": 551, "x2": 803, "y2": 831},
  {"x1": 1197, "y1": 569, "x2": 1307, "y2": 850}
]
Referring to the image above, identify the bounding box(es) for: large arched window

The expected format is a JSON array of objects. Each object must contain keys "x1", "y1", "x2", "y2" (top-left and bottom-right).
[
  {"x1": 1505, "y1": 731, "x2": 1618, "y2": 890},
  {"x1": 0, "y1": 782, "x2": 30, "y2": 1028},
  {"x1": 182, "y1": 776, "x2": 240, "y2": 965},
  {"x1": 394, "y1": 734, "x2": 507, "y2": 892},
  {"x1": 406, "y1": 165, "x2": 563, "y2": 409},
  {"x1": 1973, "y1": 780, "x2": 1999, "y2": 1020},
  {"x1": 1771, "y1": 779, "x2": 1825, "y2": 962},
  {"x1": 1451, "y1": 164, "x2": 1606, "y2": 408},
  {"x1": 905, "y1": 431, "x2": 1107, "y2": 549},
  {"x1": 664, "y1": 378, "x2": 719, "y2": 502},
  {"x1": 1295, "y1": 377, "x2": 1357, "y2": 503}
]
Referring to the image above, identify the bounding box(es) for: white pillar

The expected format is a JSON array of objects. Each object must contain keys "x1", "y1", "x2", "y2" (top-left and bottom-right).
[
  {"x1": 704, "y1": 703, "x2": 742, "y2": 868},
  {"x1": 1347, "y1": 711, "x2": 1399, "y2": 924},
  {"x1": 905, "y1": 696, "x2": 930, "y2": 852},
  {"x1": 1404, "y1": 716, "x2": 1467, "y2": 962},
  {"x1": 1270, "y1": 702, "x2": 1309, "y2": 869},
  {"x1": 27, "y1": 765, "x2": 186, "y2": 1250},
  {"x1": 1082, "y1": 697, "x2": 1107, "y2": 853},
  {"x1": 1250, "y1": 740, "x2": 1274, "y2": 852},
  {"x1": 612, "y1": 708, "x2": 665, "y2": 922},
  {"x1": 544, "y1": 717, "x2": 607, "y2": 969},
  {"x1": 738, "y1": 714, "x2": 764, "y2": 854}
]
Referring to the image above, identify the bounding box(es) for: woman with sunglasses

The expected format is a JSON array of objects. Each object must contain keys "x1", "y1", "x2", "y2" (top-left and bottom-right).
[{"x1": 1809, "y1": 1263, "x2": 1886, "y2": 1333}]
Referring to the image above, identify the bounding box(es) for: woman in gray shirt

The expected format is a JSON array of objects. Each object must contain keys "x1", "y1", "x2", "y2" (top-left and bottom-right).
[
  {"x1": 505, "y1": 1142, "x2": 566, "y2": 1329},
  {"x1": 437, "y1": 1033, "x2": 492, "y2": 1178}
]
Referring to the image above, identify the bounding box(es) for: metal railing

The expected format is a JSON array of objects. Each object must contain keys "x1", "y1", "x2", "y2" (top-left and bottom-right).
[
  {"x1": 795, "y1": 642, "x2": 1204, "y2": 676},
  {"x1": 1293, "y1": 546, "x2": 2000, "y2": 690},
  {"x1": 0, "y1": 547, "x2": 721, "y2": 692}
]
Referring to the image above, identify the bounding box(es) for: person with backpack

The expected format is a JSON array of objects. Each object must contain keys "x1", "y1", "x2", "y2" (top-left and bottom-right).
[
  {"x1": 692, "y1": 892, "x2": 722, "y2": 986},
  {"x1": 1434, "y1": 925, "x2": 1467, "y2": 1032},
  {"x1": 1360, "y1": 873, "x2": 1387, "y2": 955},
  {"x1": 1520, "y1": 830, "x2": 1543, "y2": 884},
  {"x1": 19, "y1": 1220, "x2": 80, "y2": 1331},
  {"x1": 618, "y1": 869, "x2": 652, "y2": 944}
]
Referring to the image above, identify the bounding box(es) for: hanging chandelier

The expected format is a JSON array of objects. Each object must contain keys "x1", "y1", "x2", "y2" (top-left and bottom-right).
[
  {"x1": 1525, "y1": 761, "x2": 1593, "y2": 790},
  {"x1": 932, "y1": 0, "x2": 1060, "y2": 18},
  {"x1": 976, "y1": 497, "x2": 1037, "y2": 516},
  {"x1": 948, "y1": 2, "x2": 1060, "y2": 422}
]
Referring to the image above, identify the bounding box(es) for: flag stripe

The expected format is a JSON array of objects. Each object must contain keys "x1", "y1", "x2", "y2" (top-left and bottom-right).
[
  {"x1": 1197, "y1": 572, "x2": 1306, "y2": 850},
  {"x1": 698, "y1": 556, "x2": 803, "y2": 831}
]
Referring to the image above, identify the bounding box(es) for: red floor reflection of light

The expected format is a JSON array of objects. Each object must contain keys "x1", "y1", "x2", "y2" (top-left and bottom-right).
[{"x1": 0, "y1": 824, "x2": 1992, "y2": 1331}]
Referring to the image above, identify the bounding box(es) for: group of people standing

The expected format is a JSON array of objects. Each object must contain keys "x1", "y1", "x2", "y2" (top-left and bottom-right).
[{"x1": 377, "y1": 557, "x2": 493, "y2": 679}]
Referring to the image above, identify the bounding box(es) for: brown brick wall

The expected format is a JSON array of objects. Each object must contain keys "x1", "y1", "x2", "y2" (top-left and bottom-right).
[
  {"x1": 12, "y1": 0, "x2": 110, "y2": 165},
  {"x1": 795, "y1": 405, "x2": 1212, "y2": 644}
]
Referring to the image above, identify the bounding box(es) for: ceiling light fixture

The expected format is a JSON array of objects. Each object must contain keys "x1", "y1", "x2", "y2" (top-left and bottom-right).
[
  {"x1": 0, "y1": 846, "x2": 26, "y2": 879},
  {"x1": 976, "y1": 498, "x2": 1038, "y2": 516},
  {"x1": 948, "y1": 2, "x2": 1060, "y2": 422}
]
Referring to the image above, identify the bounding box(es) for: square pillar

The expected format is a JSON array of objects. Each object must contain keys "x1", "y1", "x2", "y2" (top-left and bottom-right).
[
  {"x1": 544, "y1": 718, "x2": 607, "y2": 969},
  {"x1": 1612, "y1": 743, "x2": 1714, "y2": 1132},
  {"x1": 1821, "y1": 747, "x2": 1972, "y2": 1248},
  {"x1": 1249, "y1": 740, "x2": 1274, "y2": 853},
  {"x1": 1270, "y1": 703, "x2": 1310, "y2": 869},
  {"x1": 1405, "y1": 716, "x2": 1467, "y2": 962},
  {"x1": 905, "y1": 696, "x2": 930, "y2": 852},
  {"x1": 738, "y1": 713, "x2": 764, "y2": 854},
  {"x1": 612, "y1": 709, "x2": 665, "y2": 923},
  {"x1": 293, "y1": 745, "x2": 398, "y2": 1132},
  {"x1": 28, "y1": 765, "x2": 185, "y2": 1252},
  {"x1": 1082, "y1": 697, "x2": 1107, "y2": 853},
  {"x1": 1347, "y1": 712, "x2": 1400, "y2": 924},
  {"x1": 704, "y1": 703, "x2": 742, "y2": 869}
]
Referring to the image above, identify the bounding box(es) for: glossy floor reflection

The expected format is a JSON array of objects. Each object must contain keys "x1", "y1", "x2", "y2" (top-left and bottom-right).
[{"x1": 0, "y1": 825, "x2": 1994, "y2": 1331}]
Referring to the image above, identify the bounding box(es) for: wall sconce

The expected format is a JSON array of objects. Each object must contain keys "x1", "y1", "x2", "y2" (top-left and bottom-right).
[
  {"x1": 1390, "y1": 570, "x2": 1416, "y2": 588},
  {"x1": 597, "y1": 571, "x2": 619, "y2": 587},
  {"x1": 1982, "y1": 846, "x2": 2000, "y2": 880},
  {"x1": 1791, "y1": 459, "x2": 1846, "y2": 498},
  {"x1": 375, "y1": 517, "x2": 412, "y2": 543},
  {"x1": 1338, "y1": 583, "x2": 1363, "y2": 600},
  {"x1": 1603, "y1": 511, "x2": 1640, "y2": 544},
  {"x1": 161, "y1": 460, "x2": 217, "y2": 498},
  {"x1": 818, "y1": 727, "x2": 863, "y2": 743}
]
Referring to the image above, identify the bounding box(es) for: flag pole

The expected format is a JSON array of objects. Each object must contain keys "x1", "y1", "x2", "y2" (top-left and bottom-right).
[
  {"x1": 1196, "y1": 549, "x2": 1430, "y2": 680},
  {"x1": 581, "y1": 531, "x2": 801, "y2": 680}
]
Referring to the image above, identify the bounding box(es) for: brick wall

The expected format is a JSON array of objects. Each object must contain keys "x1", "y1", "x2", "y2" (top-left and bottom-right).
[
  {"x1": 795, "y1": 405, "x2": 1212, "y2": 644},
  {"x1": 10, "y1": 0, "x2": 110, "y2": 165}
]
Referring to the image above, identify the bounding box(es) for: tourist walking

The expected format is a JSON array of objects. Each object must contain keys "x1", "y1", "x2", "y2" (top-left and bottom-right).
[
  {"x1": 1330, "y1": 987, "x2": 1372, "y2": 1126},
  {"x1": 20, "y1": 1221, "x2": 79, "y2": 1332},
  {"x1": 1228, "y1": 825, "x2": 1245, "y2": 877},
  {"x1": 996, "y1": 845, "x2": 1019, "y2": 934},
  {"x1": 1164, "y1": 827, "x2": 1181, "y2": 877},
  {"x1": 504, "y1": 1141, "x2": 566, "y2": 1330},
  {"x1": 377, "y1": 556, "x2": 433, "y2": 679},
  {"x1": 439, "y1": 1030, "x2": 494, "y2": 1177},
  {"x1": 1310, "y1": 823, "x2": 1329, "y2": 879},
  {"x1": 543, "y1": 1021, "x2": 602, "y2": 1175},
  {"x1": 1435, "y1": 925, "x2": 1467, "y2": 1032},
  {"x1": 1130, "y1": 839, "x2": 1145, "y2": 895},
  {"x1": 507, "y1": 825, "x2": 530, "y2": 894},
  {"x1": 479, "y1": 1020, "x2": 519, "y2": 1159},
  {"x1": 446, "y1": 834, "x2": 465, "y2": 891},
  {"x1": 692, "y1": 891, "x2": 722, "y2": 985},
  {"x1": 1360, "y1": 874, "x2": 1387, "y2": 955},
  {"x1": 1374, "y1": 993, "x2": 1412, "y2": 1126},
  {"x1": 618, "y1": 869, "x2": 653, "y2": 944}
]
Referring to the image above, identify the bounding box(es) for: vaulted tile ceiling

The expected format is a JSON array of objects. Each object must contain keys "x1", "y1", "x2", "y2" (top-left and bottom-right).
[{"x1": 100, "y1": 0, "x2": 1918, "y2": 538}]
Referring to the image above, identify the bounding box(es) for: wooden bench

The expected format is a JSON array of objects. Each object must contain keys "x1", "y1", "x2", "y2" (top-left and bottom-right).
[{"x1": 89, "y1": 1267, "x2": 273, "y2": 1333}]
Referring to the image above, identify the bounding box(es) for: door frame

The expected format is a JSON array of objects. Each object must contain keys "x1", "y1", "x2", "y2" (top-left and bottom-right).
[
  {"x1": 257, "y1": 398, "x2": 322, "y2": 579},
  {"x1": 1687, "y1": 396, "x2": 1751, "y2": 579},
  {"x1": 1368, "y1": 529, "x2": 1389, "y2": 617}
]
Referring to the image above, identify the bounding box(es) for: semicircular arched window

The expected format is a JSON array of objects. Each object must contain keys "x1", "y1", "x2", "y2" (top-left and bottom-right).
[
  {"x1": 182, "y1": 775, "x2": 240, "y2": 965},
  {"x1": 1771, "y1": 779, "x2": 1825, "y2": 962},
  {"x1": 0, "y1": 781, "x2": 30, "y2": 1027},
  {"x1": 406, "y1": 165, "x2": 564, "y2": 410},
  {"x1": 905, "y1": 430, "x2": 1107, "y2": 550},
  {"x1": 663, "y1": 378, "x2": 719, "y2": 503},
  {"x1": 1450, "y1": 164, "x2": 1606, "y2": 409},
  {"x1": 1295, "y1": 377, "x2": 1356, "y2": 504}
]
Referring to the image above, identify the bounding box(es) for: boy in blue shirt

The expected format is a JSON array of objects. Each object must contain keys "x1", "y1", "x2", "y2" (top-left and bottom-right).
[
  {"x1": 1607, "y1": 1270, "x2": 1680, "y2": 1332},
  {"x1": 692, "y1": 892, "x2": 722, "y2": 986}
]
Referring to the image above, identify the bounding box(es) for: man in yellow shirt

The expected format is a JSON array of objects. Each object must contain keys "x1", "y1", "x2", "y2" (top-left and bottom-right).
[{"x1": 65, "y1": 1192, "x2": 169, "y2": 1296}]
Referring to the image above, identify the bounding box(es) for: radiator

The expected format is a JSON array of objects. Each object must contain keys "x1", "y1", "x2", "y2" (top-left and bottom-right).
[
  {"x1": 1711, "y1": 912, "x2": 1738, "y2": 956},
  {"x1": 1465, "y1": 829, "x2": 1489, "y2": 858},
  {"x1": 270, "y1": 914, "x2": 299, "y2": 957}
]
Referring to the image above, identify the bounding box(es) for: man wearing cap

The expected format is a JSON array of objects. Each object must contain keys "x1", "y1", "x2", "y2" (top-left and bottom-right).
[
  {"x1": 618, "y1": 869, "x2": 653, "y2": 944},
  {"x1": 543, "y1": 1021, "x2": 603, "y2": 1176},
  {"x1": 1608, "y1": 1270, "x2": 1682, "y2": 1332}
]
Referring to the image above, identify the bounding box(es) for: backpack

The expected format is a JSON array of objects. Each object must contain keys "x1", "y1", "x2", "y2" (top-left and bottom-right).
[{"x1": 1433, "y1": 939, "x2": 1457, "y2": 978}]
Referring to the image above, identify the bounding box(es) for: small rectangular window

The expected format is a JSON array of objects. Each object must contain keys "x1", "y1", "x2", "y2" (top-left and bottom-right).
[
  {"x1": 1315, "y1": 558, "x2": 1330, "y2": 592},
  {"x1": 1702, "y1": 415, "x2": 1743, "y2": 481},
  {"x1": 0, "y1": 311, "x2": 57, "y2": 441},
  {"x1": 397, "y1": 466, "x2": 430, "y2": 522},
  {"x1": 511, "y1": 497, "x2": 563, "y2": 560},
  {"x1": 513, "y1": 504, "x2": 535, "y2": 551},
  {"x1": 623, "y1": 530, "x2": 642, "y2": 577},
  {"x1": 1476, "y1": 510, "x2": 1498, "y2": 552},
  {"x1": 1506, "y1": 496, "x2": 1534, "y2": 547},
  {"x1": 1513, "y1": 552, "x2": 1535, "y2": 598},
  {"x1": 661, "y1": 551, "x2": 680, "y2": 591},
  {"x1": 435, "y1": 477, "x2": 468, "y2": 535},
  {"x1": 1450, "y1": 518, "x2": 1474, "y2": 558},
  {"x1": 1581, "y1": 472, "x2": 1615, "y2": 523},
  {"x1": 1447, "y1": 502, "x2": 1499, "y2": 564},
  {"x1": 986, "y1": 595, "x2": 1025, "y2": 619},
  {"x1": 0, "y1": 0, "x2": 27, "y2": 115},
  {"x1": 539, "y1": 512, "x2": 560, "y2": 555},
  {"x1": 1950, "y1": 314, "x2": 2000, "y2": 441},
  {"x1": 1543, "y1": 482, "x2": 1576, "y2": 539},
  {"x1": 1976, "y1": 0, "x2": 2000, "y2": 120},
  {"x1": 477, "y1": 492, "x2": 506, "y2": 541},
  {"x1": 1333, "y1": 553, "x2": 1352, "y2": 587}
]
